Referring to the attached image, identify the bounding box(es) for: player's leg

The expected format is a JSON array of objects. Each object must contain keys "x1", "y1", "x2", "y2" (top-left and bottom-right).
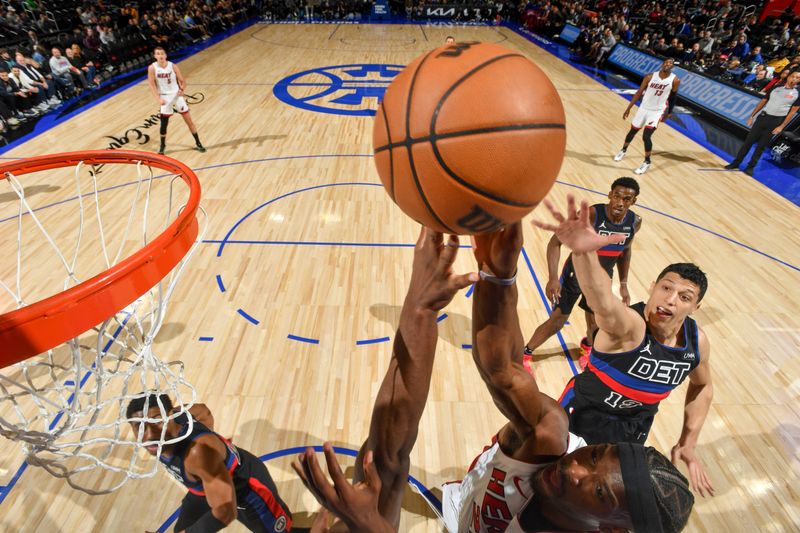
[
  {"x1": 615, "y1": 110, "x2": 645, "y2": 161},
  {"x1": 635, "y1": 125, "x2": 656, "y2": 174},
  {"x1": 173, "y1": 491, "x2": 212, "y2": 532},
  {"x1": 524, "y1": 308, "x2": 570, "y2": 355},
  {"x1": 524, "y1": 274, "x2": 580, "y2": 356},
  {"x1": 234, "y1": 449, "x2": 292, "y2": 533},
  {"x1": 175, "y1": 96, "x2": 206, "y2": 152},
  {"x1": 158, "y1": 113, "x2": 171, "y2": 155}
]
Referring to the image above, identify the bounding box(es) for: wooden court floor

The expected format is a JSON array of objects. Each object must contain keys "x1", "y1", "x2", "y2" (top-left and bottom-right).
[{"x1": 0, "y1": 23, "x2": 798, "y2": 532}]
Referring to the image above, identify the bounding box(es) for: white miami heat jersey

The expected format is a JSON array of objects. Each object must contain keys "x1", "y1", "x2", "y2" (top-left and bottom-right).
[
  {"x1": 442, "y1": 433, "x2": 587, "y2": 533},
  {"x1": 640, "y1": 71, "x2": 676, "y2": 111},
  {"x1": 153, "y1": 61, "x2": 177, "y2": 94}
]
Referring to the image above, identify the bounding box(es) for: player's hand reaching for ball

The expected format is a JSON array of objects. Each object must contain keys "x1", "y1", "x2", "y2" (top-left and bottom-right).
[
  {"x1": 532, "y1": 195, "x2": 625, "y2": 254},
  {"x1": 471, "y1": 222, "x2": 523, "y2": 280},
  {"x1": 292, "y1": 443, "x2": 394, "y2": 533},
  {"x1": 407, "y1": 227, "x2": 478, "y2": 313}
]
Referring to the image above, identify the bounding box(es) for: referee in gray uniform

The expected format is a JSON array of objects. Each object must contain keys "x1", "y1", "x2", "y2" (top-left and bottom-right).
[{"x1": 726, "y1": 70, "x2": 800, "y2": 175}]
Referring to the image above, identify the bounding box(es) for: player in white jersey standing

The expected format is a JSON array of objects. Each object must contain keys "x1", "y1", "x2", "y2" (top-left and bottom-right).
[
  {"x1": 614, "y1": 58, "x2": 680, "y2": 175},
  {"x1": 147, "y1": 47, "x2": 206, "y2": 155}
]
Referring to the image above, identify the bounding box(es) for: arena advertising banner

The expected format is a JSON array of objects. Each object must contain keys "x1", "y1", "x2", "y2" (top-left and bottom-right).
[
  {"x1": 558, "y1": 23, "x2": 581, "y2": 44},
  {"x1": 607, "y1": 44, "x2": 761, "y2": 128},
  {"x1": 423, "y1": 5, "x2": 483, "y2": 19}
]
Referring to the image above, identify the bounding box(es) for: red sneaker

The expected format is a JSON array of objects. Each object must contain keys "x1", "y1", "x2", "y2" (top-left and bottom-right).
[{"x1": 578, "y1": 337, "x2": 592, "y2": 370}]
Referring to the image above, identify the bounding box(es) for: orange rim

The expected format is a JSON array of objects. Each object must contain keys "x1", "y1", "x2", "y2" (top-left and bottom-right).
[{"x1": 0, "y1": 150, "x2": 201, "y2": 367}]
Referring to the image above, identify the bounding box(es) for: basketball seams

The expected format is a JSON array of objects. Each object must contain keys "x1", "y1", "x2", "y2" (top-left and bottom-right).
[
  {"x1": 379, "y1": 103, "x2": 396, "y2": 201},
  {"x1": 404, "y1": 50, "x2": 456, "y2": 233},
  {"x1": 373, "y1": 123, "x2": 566, "y2": 154},
  {"x1": 429, "y1": 53, "x2": 564, "y2": 209}
]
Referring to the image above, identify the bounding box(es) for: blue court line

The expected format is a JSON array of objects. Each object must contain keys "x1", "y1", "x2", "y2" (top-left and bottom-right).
[
  {"x1": 215, "y1": 181, "x2": 380, "y2": 257},
  {"x1": 287, "y1": 334, "x2": 320, "y2": 345},
  {"x1": 198, "y1": 336, "x2": 214, "y2": 342},
  {"x1": 462, "y1": 344, "x2": 473, "y2": 349},
  {"x1": 437, "y1": 313, "x2": 448, "y2": 322},
  {"x1": 356, "y1": 336, "x2": 391, "y2": 345},
  {"x1": 237, "y1": 308, "x2": 260, "y2": 325},
  {"x1": 155, "y1": 445, "x2": 441, "y2": 532},
  {"x1": 521, "y1": 246, "x2": 578, "y2": 376},
  {"x1": 465, "y1": 283, "x2": 475, "y2": 298},
  {"x1": 3, "y1": 151, "x2": 794, "y2": 272},
  {"x1": 0, "y1": 154, "x2": 374, "y2": 227},
  {"x1": 215, "y1": 274, "x2": 226, "y2": 293}
]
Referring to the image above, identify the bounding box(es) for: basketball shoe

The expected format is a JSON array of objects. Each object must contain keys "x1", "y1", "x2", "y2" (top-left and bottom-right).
[
  {"x1": 634, "y1": 161, "x2": 650, "y2": 174},
  {"x1": 613, "y1": 149, "x2": 626, "y2": 161}
]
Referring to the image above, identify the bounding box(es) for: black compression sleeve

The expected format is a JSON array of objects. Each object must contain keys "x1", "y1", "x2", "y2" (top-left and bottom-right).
[{"x1": 185, "y1": 511, "x2": 227, "y2": 533}]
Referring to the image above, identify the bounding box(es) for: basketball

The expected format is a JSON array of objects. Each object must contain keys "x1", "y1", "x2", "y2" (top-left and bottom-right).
[{"x1": 372, "y1": 41, "x2": 566, "y2": 235}]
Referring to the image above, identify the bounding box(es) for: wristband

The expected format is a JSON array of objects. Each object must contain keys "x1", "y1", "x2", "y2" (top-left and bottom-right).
[{"x1": 479, "y1": 270, "x2": 517, "y2": 285}]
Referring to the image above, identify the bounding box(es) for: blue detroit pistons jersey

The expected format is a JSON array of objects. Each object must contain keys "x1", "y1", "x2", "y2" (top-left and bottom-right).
[
  {"x1": 565, "y1": 302, "x2": 700, "y2": 416},
  {"x1": 159, "y1": 413, "x2": 241, "y2": 495},
  {"x1": 563, "y1": 204, "x2": 638, "y2": 278}
]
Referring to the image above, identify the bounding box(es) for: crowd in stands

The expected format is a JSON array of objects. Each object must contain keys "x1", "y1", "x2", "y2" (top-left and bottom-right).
[
  {"x1": 0, "y1": 0, "x2": 254, "y2": 143},
  {"x1": 524, "y1": 0, "x2": 800, "y2": 95}
]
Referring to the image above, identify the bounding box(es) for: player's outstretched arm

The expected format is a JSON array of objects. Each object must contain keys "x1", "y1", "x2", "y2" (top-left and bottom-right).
[
  {"x1": 293, "y1": 227, "x2": 477, "y2": 531},
  {"x1": 672, "y1": 329, "x2": 715, "y2": 497},
  {"x1": 471, "y1": 223, "x2": 558, "y2": 436},
  {"x1": 533, "y1": 195, "x2": 644, "y2": 348}
]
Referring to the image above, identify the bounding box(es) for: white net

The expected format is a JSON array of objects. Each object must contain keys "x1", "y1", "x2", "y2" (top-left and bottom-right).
[{"x1": 0, "y1": 154, "x2": 206, "y2": 494}]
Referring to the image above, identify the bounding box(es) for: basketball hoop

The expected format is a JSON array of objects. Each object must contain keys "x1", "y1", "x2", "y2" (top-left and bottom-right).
[{"x1": 0, "y1": 151, "x2": 206, "y2": 494}]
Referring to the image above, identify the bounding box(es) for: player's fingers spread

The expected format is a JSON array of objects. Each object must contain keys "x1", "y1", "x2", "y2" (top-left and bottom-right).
[
  {"x1": 438, "y1": 234, "x2": 460, "y2": 267},
  {"x1": 306, "y1": 448, "x2": 339, "y2": 503},
  {"x1": 291, "y1": 454, "x2": 309, "y2": 484},
  {"x1": 531, "y1": 219, "x2": 559, "y2": 232},
  {"x1": 579, "y1": 200, "x2": 591, "y2": 223},
  {"x1": 605, "y1": 233, "x2": 626, "y2": 245},
  {"x1": 322, "y1": 443, "x2": 349, "y2": 490},
  {"x1": 542, "y1": 198, "x2": 565, "y2": 222}
]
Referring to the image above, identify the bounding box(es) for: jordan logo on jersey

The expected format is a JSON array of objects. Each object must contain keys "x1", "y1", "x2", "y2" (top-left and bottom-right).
[
  {"x1": 470, "y1": 467, "x2": 512, "y2": 532},
  {"x1": 640, "y1": 341, "x2": 653, "y2": 355}
]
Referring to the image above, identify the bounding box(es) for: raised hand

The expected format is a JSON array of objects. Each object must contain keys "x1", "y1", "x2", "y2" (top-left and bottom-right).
[
  {"x1": 471, "y1": 221, "x2": 523, "y2": 279},
  {"x1": 671, "y1": 444, "x2": 715, "y2": 498},
  {"x1": 291, "y1": 443, "x2": 393, "y2": 533},
  {"x1": 532, "y1": 195, "x2": 625, "y2": 254},
  {"x1": 407, "y1": 227, "x2": 478, "y2": 312}
]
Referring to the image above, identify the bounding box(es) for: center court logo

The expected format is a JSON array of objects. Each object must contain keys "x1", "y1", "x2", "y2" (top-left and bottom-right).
[{"x1": 273, "y1": 64, "x2": 404, "y2": 116}]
